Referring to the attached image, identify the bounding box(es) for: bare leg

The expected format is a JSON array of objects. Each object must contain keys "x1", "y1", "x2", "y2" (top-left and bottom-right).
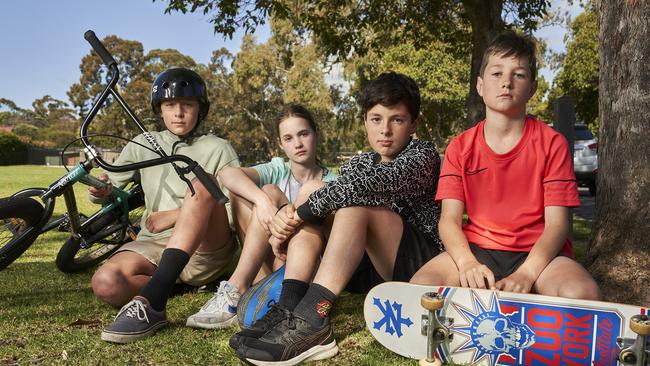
[
  {"x1": 166, "y1": 176, "x2": 232, "y2": 254},
  {"x1": 311, "y1": 206, "x2": 404, "y2": 296},
  {"x1": 229, "y1": 184, "x2": 289, "y2": 292},
  {"x1": 281, "y1": 180, "x2": 328, "y2": 283},
  {"x1": 231, "y1": 192, "x2": 253, "y2": 243},
  {"x1": 92, "y1": 251, "x2": 155, "y2": 307},
  {"x1": 533, "y1": 256, "x2": 602, "y2": 300},
  {"x1": 93, "y1": 177, "x2": 231, "y2": 307},
  {"x1": 409, "y1": 252, "x2": 461, "y2": 286}
]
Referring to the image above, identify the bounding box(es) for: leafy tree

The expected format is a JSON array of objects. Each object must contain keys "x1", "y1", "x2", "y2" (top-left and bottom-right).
[
  {"x1": 223, "y1": 18, "x2": 340, "y2": 165},
  {"x1": 550, "y1": 5, "x2": 598, "y2": 131},
  {"x1": 160, "y1": 0, "x2": 551, "y2": 126},
  {"x1": 203, "y1": 48, "x2": 236, "y2": 138},
  {"x1": 346, "y1": 40, "x2": 471, "y2": 146},
  {"x1": 40, "y1": 128, "x2": 77, "y2": 148},
  {"x1": 12, "y1": 123, "x2": 39, "y2": 141},
  {"x1": 69, "y1": 35, "x2": 203, "y2": 143},
  {"x1": 526, "y1": 75, "x2": 551, "y2": 121},
  {"x1": 0, "y1": 98, "x2": 20, "y2": 113},
  {"x1": 68, "y1": 36, "x2": 144, "y2": 117},
  {"x1": 586, "y1": 0, "x2": 649, "y2": 305}
]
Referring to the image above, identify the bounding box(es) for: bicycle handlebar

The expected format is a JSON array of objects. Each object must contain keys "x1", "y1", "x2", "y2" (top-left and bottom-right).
[
  {"x1": 84, "y1": 30, "x2": 116, "y2": 67},
  {"x1": 192, "y1": 165, "x2": 228, "y2": 205},
  {"x1": 79, "y1": 30, "x2": 228, "y2": 205}
]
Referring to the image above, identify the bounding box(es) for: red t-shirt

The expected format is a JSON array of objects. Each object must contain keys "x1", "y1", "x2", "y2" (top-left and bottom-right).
[{"x1": 435, "y1": 117, "x2": 580, "y2": 255}]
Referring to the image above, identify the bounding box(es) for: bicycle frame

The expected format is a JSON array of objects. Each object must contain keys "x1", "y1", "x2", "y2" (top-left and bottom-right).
[{"x1": 13, "y1": 158, "x2": 138, "y2": 249}]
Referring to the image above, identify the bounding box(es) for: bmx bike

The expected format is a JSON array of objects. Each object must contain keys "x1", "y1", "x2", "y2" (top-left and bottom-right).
[{"x1": 0, "y1": 30, "x2": 228, "y2": 273}]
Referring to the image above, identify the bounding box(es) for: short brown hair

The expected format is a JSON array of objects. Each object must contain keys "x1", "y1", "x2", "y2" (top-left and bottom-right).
[
  {"x1": 360, "y1": 72, "x2": 421, "y2": 121},
  {"x1": 480, "y1": 30, "x2": 538, "y2": 81}
]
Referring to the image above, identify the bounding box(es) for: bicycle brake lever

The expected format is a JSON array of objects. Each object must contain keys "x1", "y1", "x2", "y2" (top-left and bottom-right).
[{"x1": 172, "y1": 162, "x2": 197, "y2": 196}]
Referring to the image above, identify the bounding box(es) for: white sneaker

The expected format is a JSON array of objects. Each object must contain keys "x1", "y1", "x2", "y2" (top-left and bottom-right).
[{"x1": 186, "y1": 281, "x2": 241, "y2": 329}]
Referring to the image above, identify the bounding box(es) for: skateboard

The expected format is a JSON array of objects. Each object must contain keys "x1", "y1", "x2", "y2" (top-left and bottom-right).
[{"x1": 364, "y1": 282, "x2": 649, "y2": 365}]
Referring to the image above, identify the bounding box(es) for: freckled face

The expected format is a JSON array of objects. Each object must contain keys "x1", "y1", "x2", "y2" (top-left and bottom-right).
[{"x1": 477, "y1": 53, "x2": 537, "y2": 117}]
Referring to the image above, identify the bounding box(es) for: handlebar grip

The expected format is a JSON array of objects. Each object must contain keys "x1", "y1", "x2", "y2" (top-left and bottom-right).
[
  {"x1": 84, "y1": 30, "x2": 116, "y2": 67},
  {"x1": 79, "y1": 174, "x2": 109, "y2": 189},
  {"x1": 193, "y1": 165, "x2": 228, "y2": 205}
]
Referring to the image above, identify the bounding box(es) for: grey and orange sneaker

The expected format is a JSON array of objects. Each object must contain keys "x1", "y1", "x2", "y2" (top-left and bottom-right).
[
  {"x1": 236, "y1": 312, "x2": 338, "y2": 366},
  {"x1": 101, "y1": 296, "x2": 167, "y2": 344},
  {"x1": 228, "y1": 303, "x2": 291, "y2": 350}
]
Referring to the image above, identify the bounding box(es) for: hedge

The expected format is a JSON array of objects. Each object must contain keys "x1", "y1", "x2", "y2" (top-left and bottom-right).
[{"x1": 0, "y1": 132, "x2": 28, "y2": 165}]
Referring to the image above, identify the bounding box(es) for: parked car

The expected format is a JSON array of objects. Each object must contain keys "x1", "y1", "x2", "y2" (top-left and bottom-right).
[{"x1": 573, "y1": 124, "x2": 598, "y2": 196}]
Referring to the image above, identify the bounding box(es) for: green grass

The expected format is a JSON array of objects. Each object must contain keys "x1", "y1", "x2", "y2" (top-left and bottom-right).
[
  {"x1": 0, "y1": 166, "x2": 410, "y2": 365},
  {"x1": 0, "y1": 165, "x2": 594, "y2": 365}
]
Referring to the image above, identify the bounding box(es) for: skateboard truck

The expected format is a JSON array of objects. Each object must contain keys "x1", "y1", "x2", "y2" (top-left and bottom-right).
[
  {"x1": 617, "y1": 314, "x2": 649, "y2": 366},
  {"x1": 420, "y1": 292, "x2": 453, "y2": 366}
]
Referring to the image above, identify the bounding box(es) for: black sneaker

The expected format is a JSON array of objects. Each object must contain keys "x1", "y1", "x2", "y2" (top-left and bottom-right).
[
  {"x1": 236, "y1": 312, "x2": 338, "y2": 365},
  {"x1": 101, "y1": 296, "x2": 168, "y2": 343},
  {"x1": 228, "y1": 304, "x2": 290, "y2": 350}
]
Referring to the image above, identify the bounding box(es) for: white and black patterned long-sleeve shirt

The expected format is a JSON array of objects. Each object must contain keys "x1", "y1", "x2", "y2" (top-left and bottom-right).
[{"x1": 296, "y1": 138, "x2": 443, "y2": 250}]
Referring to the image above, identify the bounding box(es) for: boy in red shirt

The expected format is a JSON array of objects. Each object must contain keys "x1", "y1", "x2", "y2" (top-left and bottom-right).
[{"x1": 411, "y1": 31, "x2": 601, "y2": 300}]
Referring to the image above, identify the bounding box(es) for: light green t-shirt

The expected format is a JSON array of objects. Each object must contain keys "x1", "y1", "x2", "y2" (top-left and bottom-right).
[
  {"x1": 103, "y1": 130, "x2": 240, "y2": 241},
  {"x1": 253, "y1": 157, "x2": 337, "y2": 203}
]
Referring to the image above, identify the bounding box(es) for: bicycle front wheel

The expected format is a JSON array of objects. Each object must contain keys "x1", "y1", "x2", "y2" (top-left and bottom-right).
[
  {"x1": 55, "y1": 203, "x2": 144, "y2": 273},
  {"x1": 0, "y1": 196, "x2": 45, "y2": 270}
]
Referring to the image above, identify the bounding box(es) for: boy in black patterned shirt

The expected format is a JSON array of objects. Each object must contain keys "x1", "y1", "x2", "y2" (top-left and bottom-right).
[{"x1": 231, "y1": 72, "x2": 443, "y2": 365}]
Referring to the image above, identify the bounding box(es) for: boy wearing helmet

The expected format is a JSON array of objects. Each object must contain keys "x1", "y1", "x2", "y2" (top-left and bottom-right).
[{"x1": 88, "y1": 68, "x2": 240, "y2": 343}]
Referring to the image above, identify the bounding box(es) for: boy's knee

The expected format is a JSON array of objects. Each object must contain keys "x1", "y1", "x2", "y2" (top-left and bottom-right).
[
  {"x1": 558, "y1": 280, "x2": 602, "y2": 301},
  {"x1": 91, "y1": 266, "x2": 125, "y2": 305},
  {"x1": 187, "y1": 177, "x2": 216, "y2": 203}
]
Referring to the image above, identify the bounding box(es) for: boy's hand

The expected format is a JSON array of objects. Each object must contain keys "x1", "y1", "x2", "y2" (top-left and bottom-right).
[
  {"x1": 145, "y1": 210, "x2": 176, "y2": 233},
  {"x1": 458, "y1": 260, "x2": 496, "y2": 289},
  {"x1": 495, "y1": 267, "x2": 536, "y2": 293},
  {"x1": 269, "y1": 236, "x2": 287, "y2": 261},
  {"x1": 88, "y1": 173, "x2": 112, "y2": 198},
  {"x1": 269, "y1": 204, "x2": 302, "y2": 243}
]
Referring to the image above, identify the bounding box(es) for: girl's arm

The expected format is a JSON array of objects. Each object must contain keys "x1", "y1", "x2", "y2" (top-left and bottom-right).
[{"x1": 218, "y1": 165, "x2": 278, "y2": 232}]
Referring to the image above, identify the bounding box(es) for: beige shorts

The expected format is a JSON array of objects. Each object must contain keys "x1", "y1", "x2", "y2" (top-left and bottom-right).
[{"x1": 114, "y1": 236, "x2": 236, "y2": 287}]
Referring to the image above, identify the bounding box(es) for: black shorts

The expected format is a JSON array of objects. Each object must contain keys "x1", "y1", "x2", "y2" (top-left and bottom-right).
[
  {"x1": 469, "y1": 243, "x2": 567, "y2": 281},
  {"x1": 345, "y1": 218, "x2": 440, "y2": 293}
]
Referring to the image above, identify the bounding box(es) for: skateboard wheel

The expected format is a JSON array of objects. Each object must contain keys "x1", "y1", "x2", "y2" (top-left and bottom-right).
[
  {"x1": 421, "y1": 292, "x2": 444, "y2": 311},
  {"x1": 618, "y1": 349, "x2": 637, "y2": 364},
  {"x1": 629, "y1": 314, "x2": 650, "y2": 336},
  {"x1": 419, "y1": 357, "x2": 442, "y2": 366}
]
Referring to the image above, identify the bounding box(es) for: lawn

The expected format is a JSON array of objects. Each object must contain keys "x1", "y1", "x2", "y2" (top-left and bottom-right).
[{"x1": 0, "y1": 165, "x2": 593, "y2": 365}]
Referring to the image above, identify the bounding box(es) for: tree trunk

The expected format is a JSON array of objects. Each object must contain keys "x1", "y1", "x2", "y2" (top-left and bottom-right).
[
  {"x1": 462, "y1": 0, "x2": 505, "y2": 127},
  {"x1": 585, "y1": 0, "x2": 650, "y2": 306}
]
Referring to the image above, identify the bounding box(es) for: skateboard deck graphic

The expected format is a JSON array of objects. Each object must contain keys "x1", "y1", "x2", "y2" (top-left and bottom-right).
[{"x1": 364, "y1": 282, "x2": 649, "y2": 365}]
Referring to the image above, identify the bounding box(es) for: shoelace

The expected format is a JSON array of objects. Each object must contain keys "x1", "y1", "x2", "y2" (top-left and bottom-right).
[
  {"x1": 116, "y1": 299, "x2": 150, "y2": 323},
  {"x1": 256, "y1": 304, "x2": 288, "y2": 329},
  {"x1": 202, "y1": 285, "x2": 234, "y2": 312}
]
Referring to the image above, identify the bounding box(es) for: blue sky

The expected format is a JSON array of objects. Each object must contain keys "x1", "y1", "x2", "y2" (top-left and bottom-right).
[{"x1": 0, "y1": 0, "x2": 581, "y2": 110}]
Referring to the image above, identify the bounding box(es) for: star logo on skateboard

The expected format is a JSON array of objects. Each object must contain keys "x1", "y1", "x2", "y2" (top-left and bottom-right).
[{"x1": 451, "y1": 290, "x2": 535, "y2": 365}]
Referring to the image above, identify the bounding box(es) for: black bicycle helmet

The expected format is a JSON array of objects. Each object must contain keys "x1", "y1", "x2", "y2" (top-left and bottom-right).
[{"x1": 151, "y1": 68, "x2": 210, "y2": 124}]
